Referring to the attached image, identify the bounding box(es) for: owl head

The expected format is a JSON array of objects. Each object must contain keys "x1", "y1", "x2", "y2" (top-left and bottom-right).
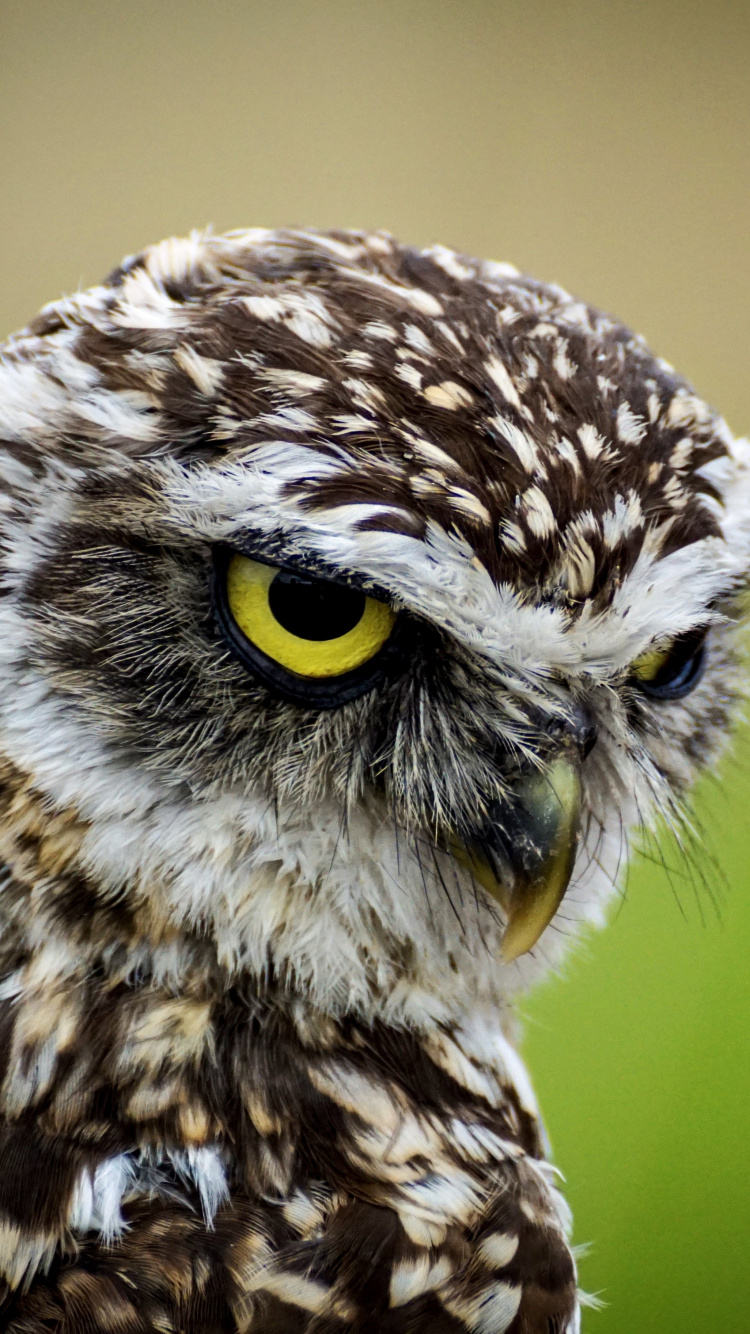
[{"x1": 0, "y1": 229, "x2": 747, "y2": 1027}]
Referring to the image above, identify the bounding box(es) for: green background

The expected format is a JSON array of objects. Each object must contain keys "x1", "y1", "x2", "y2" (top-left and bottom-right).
[
  {"x1": 524, "y1": 735, "x2": 750, "y2": 1330},
  {"x1": 1, "y1": 2, "x2": 748, "y2": 1328}
]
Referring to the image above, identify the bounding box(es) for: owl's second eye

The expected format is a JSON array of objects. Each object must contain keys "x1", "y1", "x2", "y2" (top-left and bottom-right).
[
  {"x1": 630, "y1": 628, "x2": 707, "y2": 701},
  {"x1": 212, "y1": 550, "x2": 399, "y2": 706}
]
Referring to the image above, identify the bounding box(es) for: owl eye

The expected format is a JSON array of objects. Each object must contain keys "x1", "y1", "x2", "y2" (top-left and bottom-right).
[
  {"x1": 630, "y1": 628, "x2": 707, "y2": 700},
  {"x1": 212, "y1": 549, "x2": 399, "y2": 707}
]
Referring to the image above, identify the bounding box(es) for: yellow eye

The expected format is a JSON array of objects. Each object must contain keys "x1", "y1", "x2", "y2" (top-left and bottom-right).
[
  {"x1": 222, "y1": 552, "x2": 397, "y2": 683},
  {"x1": 631, "y1": 643, "x2": 673, "y2": 684},
  {"x1": 629, "y1": 629, "x2": 707, "y2": 700}
]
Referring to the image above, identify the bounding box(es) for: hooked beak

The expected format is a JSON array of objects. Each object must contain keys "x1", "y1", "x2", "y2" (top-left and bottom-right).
[{"x1": 453, "y1": 758, "x2": 582, "y2": 963}]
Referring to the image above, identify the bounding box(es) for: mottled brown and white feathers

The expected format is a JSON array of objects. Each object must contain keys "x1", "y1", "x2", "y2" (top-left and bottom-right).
[{"x1": 0, "y1": 228, "x2": 747, "y2": 1332}]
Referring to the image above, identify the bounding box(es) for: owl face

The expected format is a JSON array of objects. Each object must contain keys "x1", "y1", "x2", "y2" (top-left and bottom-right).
[{"x1": 0, "y1": 229, "x2": 747, "y2": 1023}]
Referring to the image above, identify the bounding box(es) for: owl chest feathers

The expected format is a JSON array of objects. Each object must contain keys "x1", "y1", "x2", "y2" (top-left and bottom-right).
[{"x1": 0, "y1": 894, "x2": 578, "y2": 1332}]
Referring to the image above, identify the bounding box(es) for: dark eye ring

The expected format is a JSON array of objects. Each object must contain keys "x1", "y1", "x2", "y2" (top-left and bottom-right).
[
  {"x1": 211, "y1": 545, "x2": 410, "y2": 708},
  {"x1": 630, "y1": 628, "x2": 707, "y2": 701}
]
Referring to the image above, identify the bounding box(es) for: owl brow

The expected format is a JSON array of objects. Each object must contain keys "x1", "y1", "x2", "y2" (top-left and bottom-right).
[{"x1": 214, "y1": 533, "x2": 400, "y2": 604}]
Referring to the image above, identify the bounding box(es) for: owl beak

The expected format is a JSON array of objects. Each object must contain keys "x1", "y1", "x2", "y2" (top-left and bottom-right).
[{"x1": 455, "y1": 758, "x2": 582, "y2": 963}]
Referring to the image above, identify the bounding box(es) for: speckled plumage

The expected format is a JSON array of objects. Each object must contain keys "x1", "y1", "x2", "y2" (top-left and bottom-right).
[{"x1": 0, "y1": 228, "x2": 747, "y2": 1332}]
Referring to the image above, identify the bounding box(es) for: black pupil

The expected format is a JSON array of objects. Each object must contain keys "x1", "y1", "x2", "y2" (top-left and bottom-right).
[
  {"x1": 268, "y1": 571, "x2": 366, "y2": 641},
  {"x1": 653, "y1": 631, "x2": 704, "y2": 687},
  {"x1": 636, "y1": 627, "x2": 707, "y2": 701}
]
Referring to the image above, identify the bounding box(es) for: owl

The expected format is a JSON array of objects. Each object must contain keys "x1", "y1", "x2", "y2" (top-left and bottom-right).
[{"x1": 0, "y1": 228, "x2": 746, "y2": 1334}]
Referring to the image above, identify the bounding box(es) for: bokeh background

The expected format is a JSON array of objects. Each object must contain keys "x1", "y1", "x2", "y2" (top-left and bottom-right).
[{"x1": 1, "y1": 1, "x2": 748, "y2": 1328}]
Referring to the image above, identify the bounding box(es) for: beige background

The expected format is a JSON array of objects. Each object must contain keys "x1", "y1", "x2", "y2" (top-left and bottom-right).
[
  {"x1": 1, "y1": 3, "x2": 749, "y2": 1331},
  {"x1": 2, "y1": 0, "x2": 749, "y2": 436}
]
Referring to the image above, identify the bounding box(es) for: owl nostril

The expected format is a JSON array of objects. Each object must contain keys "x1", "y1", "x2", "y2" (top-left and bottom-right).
[
  {"x1": 545, "y1": 704, "x2": 597, "y2": 761},
  {"x1": 580, "y1": 729, "x2": 597, "y2": 760},
  {"x1": 569, "y1": 705, "x2": 597, "y2": 760}
]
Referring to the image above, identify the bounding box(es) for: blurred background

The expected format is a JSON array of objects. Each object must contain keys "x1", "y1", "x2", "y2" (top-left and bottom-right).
[{"x1": 1, "y1": 1, "x2": 748, "y2": 1328}]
